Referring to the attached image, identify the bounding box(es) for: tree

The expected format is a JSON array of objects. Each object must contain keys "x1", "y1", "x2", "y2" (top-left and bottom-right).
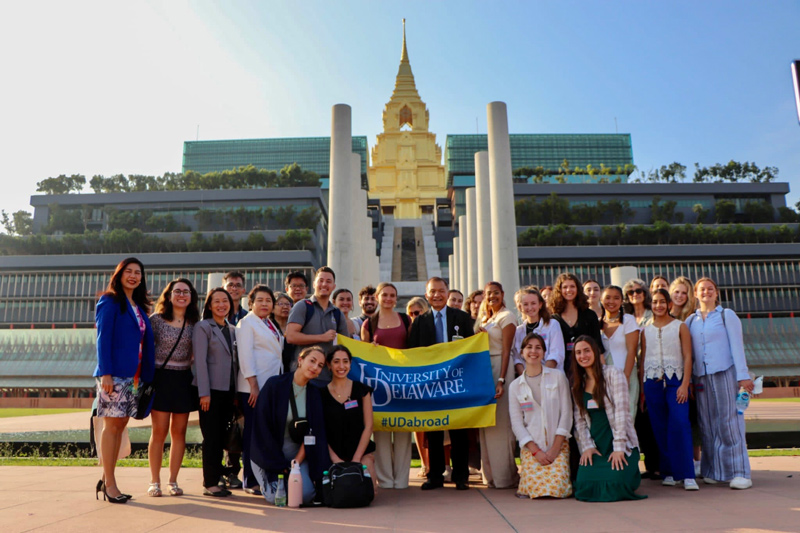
[
  {"x1": 692, "y1": 203, "x2": 709, "y2": 224},
  {"x1": 513, "y1": 166, "x2": 547, "y2": 184},
  {"x1": 36, "y1": 174, "x2": 86, "y2": 194},
  {"x1": 714, "y1": 199, "x2": 737, "y2": 224},
  {"x1": 742, "y1": 200, "x2": 775, "y2": 223},
  {"x1": 777, "y1": 206, "x2": 799, "y2": 223},
  {"x1": 277, "y1": 229, "x2": 313, "y2": 250},
  {"x1": 693, "y1": 160, "x2": 778, "y2": 183}
]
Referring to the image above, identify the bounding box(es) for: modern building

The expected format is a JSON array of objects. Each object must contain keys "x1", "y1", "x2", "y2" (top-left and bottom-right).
[
  {"x1": 2, "y1": 22, "x2": 798, "y2": 399},
  {"x1": 183, "y1": 136, "x2": 370, "y2": 189}
]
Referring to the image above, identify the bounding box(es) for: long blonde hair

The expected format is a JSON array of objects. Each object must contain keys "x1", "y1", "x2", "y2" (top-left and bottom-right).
[{"x1": 669, "y1": 276, "x2": 697, "y2": 321}]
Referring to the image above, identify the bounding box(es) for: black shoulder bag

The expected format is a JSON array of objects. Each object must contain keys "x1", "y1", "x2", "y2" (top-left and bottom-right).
[{"x1": 134, "y1": 320, "x2": 185, "y2": 420}]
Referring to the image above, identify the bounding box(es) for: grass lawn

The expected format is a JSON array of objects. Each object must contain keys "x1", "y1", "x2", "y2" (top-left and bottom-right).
[
  {"x1": 0, "y1": 408, "x2": 86, "y2": 418},
  {"x1": 751, "y1": 398, "x2": 800, "y2": 403}
]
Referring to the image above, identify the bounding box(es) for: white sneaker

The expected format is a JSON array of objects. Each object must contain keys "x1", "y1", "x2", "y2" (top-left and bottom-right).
[
  {"x1": 684, "y1": 479, "x2": 699, "y2": 491},
  {"x1": 703, "y1": 477, "x2": 719, "y2": 484},
  {"x1": 662, "y1": 476, "x2": 677, "y2": 486},
  {"x1": 443, "y1": 465, "x2": 452, "y2": 483},
  {"x1": 694, "y1": 460, "x2": 702, "y2": 478},
  {"x1": 468, "y1": 466, "x2": 481, "y2": 476},
  {"x1": 730, "y1": 477, "x2": 752, "y2": 490}
]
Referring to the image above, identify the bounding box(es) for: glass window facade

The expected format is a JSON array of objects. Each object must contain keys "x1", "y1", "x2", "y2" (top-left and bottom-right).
[
  {"x1": 518, "y1": 259, "x2": 800, "y2": 317},
  {"x1": 182, "y1": 137, "x2": 369, "y2": 188},
  {"x1": 0, "y1": 267, "x2": 315, "y2": 326},
  {"x1": 445, "y1": 134, "x2": 634, "y2": 187}
]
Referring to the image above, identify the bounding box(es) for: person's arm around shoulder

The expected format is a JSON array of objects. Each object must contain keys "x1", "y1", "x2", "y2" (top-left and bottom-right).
[{"x1": 193, "y1": 320, "x2": 212, "y2": 411}]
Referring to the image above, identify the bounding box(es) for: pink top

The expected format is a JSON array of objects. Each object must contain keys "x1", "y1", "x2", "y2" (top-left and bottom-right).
[{"x1": 373, "y1": 323, "x2": 408, "y2": 349}]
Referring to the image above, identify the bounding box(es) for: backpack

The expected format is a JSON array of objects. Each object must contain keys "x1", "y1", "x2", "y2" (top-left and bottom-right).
[
  {"x1": 303, "y1": 299, "x2": 343, "y2": 329},
  {"x1": 322, "y1": 461, "x2": 374, "y2": 508}
]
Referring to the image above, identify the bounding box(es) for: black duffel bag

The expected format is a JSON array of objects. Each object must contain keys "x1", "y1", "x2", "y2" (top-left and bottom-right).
[{"x1": 322, "y1": 461, "x2": 374, "y2": 508}]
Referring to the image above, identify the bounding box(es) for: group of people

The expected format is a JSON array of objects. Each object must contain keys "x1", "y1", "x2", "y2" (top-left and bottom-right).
[{"x1": 93, "y1": 257, "x2": 753, "y2": 507}]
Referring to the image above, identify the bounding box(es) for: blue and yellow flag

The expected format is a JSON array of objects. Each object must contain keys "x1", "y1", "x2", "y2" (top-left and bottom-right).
[{"x1": 336, "y1": 333, "x2": 496, "y2": 432}]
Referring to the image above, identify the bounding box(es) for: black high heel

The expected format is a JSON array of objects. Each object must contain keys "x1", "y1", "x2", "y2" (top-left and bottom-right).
[
  {"x1": 97, "y1": 478, "x2": 132, "y2": 500},
  {"x1": 99, "y1": 481, "x2": 129, "y2": 504}
]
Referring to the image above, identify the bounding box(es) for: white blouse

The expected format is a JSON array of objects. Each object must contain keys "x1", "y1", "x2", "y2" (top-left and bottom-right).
[
  {"x1": 511, "y1": 318, "x2": 566, "y2": 371},
  {"x1": 643, "y1": 319, "x2": 684, "y2": 380},
  {"x1": 601, "y1": 314, "x2": 638, "y2": 370}
]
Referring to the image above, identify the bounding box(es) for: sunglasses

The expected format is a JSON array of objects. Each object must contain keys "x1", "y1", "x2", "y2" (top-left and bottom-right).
[
  {"x1": 626, "y1": 288, "x2": 645, "y2": 296},
  {"x1": 409, "y1": 310, "x2": 421, "y2": 317}
]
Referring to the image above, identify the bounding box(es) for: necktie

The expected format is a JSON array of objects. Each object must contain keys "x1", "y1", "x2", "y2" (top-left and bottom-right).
[{"x1": 435, "y1": 311, "x2": 445, "y2": 344}]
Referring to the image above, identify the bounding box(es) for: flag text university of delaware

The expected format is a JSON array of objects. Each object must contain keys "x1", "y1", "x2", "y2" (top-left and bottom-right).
[{"x1": 337, "y1": 333, "x2": 496, "y2": 431}]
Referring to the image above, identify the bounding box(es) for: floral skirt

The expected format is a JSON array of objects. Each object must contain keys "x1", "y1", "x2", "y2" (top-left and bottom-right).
[
  {"x1": 96, "y1": 377, "x2": 138, "y2": 418},
  {"x1": 517, "y1": 441, "x2": 572, "y2": 499}
]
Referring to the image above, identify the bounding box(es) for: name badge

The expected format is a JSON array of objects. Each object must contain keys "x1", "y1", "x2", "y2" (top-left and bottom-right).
[
  {"x1": 344, "y1": 400, "x2": 358, "y2": 410},
  {"x1": 587, "y1": 399, "x2": 599, "y2": 409},
  {"x1": 452, "y1": 335, "x2": 464, "y2": 341},
  {"x1": 304, "y1": 434, "x2": 316, "y2": 446},
  {"x1": 520, "y1": 401, "x2": 533, "y2": 411},
  {"x1": 566, "y1": 342, "x2": 574, "y2": 352}
]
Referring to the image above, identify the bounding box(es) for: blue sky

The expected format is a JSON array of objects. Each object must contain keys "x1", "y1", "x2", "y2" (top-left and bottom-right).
[{"x1": 1, "y1": 0, "x2": 798, "y2": 223}]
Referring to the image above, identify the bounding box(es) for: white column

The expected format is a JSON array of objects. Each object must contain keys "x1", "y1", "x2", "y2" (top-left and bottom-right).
[
  {"x1": 351, "y1": 153, "x2": 364, "y2": 297},
  {"x1": 327, "y1": 104, "x2": 354, "y2": 293},
  {"x1": 475, "y1": 151, "x2": 492, "y2": 288},
  {"x1": 452, "y1": 238, "x2": 460, "y2": 292},
  {"x1": 207, "y1": 273, "x2": 225, "y2": 292},
  {"x1": 458, "y1": 215, "x2": 468, "y2": 294},
  {"x1": 610, "y1": 266, "x2": 639, "y2": 289},
  {"x1": 487, "y1": 102, "x2": 520, "y2": 297},
  {"x1": 465, "y1": 188, "x2": 478, "y2": 295},
  {"x1": 448, "y1": 254, "x2": 454, "y2": 286}
]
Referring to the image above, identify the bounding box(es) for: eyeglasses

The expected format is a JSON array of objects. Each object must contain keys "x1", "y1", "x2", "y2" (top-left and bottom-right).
[
  {"x1": 626, "y1": 288, "x2": 644, "y2": 296},
  {"x1": 276, "y1": 301, "x2": 292, "y2": 307},
  {"x1": 225, "y1": 283, "x2": 244, "y2": 289},
  {"x1": 409, "y1": 310, "x2": 421, "y2": 317},
  {"x1": 172, "y1": 289, "x2": 191, "y2": 296},
  {"x1": 288, "y1": 284, "x2": 307, "y2": 290}
]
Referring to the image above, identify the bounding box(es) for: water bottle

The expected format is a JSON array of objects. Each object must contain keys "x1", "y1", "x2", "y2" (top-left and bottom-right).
[
  {"x1": 736, "y1": 388, "x2": 750, "y2": 415},
  {"x1": 322, "y1": 470, "x2": 330, "y2": 487},
  {"x1": 274, "y1": 474, "x2": 287, "y2": 507},
  {"x1": 288, "y1": 460, "x2": 303, "y2": 508},
  {"x1": 361, "y1": 464, "x2": 371, "y2": 479}
]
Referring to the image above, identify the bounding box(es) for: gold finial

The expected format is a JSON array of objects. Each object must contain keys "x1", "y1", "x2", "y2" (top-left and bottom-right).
[{"x1": 401, "y1": 19, "x2": 409, "y2": 63}]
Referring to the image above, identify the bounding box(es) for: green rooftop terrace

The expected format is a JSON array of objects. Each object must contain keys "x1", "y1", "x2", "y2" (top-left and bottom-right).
[
  {"x1": 444, "y1": 133, "x2": 634, "y2": 187},
  {"x1": 182, "y1": 136, "x2": 369, "y2": 186}
]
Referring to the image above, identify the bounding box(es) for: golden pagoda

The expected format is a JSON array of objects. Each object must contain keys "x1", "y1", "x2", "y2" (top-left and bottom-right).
[{"x1": 367, "y1": 20, "x2": 447, "y2": 219}]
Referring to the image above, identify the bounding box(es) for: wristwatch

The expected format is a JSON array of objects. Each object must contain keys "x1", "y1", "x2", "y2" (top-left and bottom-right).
[{"x1": 497, "y1": 377, "x2": 506, "y2": 383}]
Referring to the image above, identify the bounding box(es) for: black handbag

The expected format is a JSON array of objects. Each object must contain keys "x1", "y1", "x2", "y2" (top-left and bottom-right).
[
  {"x1": 223, "y1": 412, "x2": 244, "y2": 453},
  {"x1": 134, "y1": 320, "x2": 185, "y2": 420},
  {"x1": 287, "y1": 388, "x2": 309, "y2": 444},
  {"x1": 322, "y1": 461, "x2": 374, "y2": 508}
]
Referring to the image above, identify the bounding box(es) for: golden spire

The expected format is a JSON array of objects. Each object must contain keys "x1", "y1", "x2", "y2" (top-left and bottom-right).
[{"x1": 392, "y1": 18, "x2": 420, "y2": 100}]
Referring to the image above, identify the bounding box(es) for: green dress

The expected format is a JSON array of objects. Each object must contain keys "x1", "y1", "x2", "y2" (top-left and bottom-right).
[{"x1": 574, "y1": 392, "x2": 646, "y2": 502}]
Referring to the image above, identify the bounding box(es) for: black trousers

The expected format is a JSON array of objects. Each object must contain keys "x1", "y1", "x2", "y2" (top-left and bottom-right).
[
  {"x1": 198, "y1": 389, "x2": 235, "y2": 488},
  {"x1": 635, "y1": 403, "x2": 661, "y2": 473},
  {"x1": 427, "y1": 429, "x2": 469, "y2": 485}
]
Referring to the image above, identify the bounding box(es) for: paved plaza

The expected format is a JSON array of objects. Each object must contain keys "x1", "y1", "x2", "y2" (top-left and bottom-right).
[{"x1": 0, "y1": 457, "x2": 797, "y2": 533}]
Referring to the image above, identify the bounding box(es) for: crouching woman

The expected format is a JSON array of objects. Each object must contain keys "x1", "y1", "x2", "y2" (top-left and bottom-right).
[
  {"x1": 249, "y1": 346, "x2": 330, "y2": 505},
  {"x1": 509, "y1": 333, "x2": 573, "y2": 499}
]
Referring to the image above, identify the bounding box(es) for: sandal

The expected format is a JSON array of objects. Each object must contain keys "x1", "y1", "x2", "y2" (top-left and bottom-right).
[
  {"x1": 168, "y1": 482, "x2": 183, "y2": 496},
  {"x1": 147, "y1": 482, "x2": 162, "y2": 497}
]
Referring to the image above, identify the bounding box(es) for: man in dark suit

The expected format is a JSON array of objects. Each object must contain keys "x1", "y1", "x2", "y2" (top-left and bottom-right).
[{"x1": 407, "y1": 277, "x2": 474, "y2": 491}]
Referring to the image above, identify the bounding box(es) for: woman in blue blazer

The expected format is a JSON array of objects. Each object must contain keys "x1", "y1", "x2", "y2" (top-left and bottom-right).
[{"x1": 93, "y1": 257, "x2": 155, "y2": 504}]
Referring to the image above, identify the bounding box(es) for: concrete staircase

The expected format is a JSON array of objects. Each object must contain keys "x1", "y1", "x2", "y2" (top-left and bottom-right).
[{"x1": 378, "y1": 214, "x2": 441, "y2": 302}]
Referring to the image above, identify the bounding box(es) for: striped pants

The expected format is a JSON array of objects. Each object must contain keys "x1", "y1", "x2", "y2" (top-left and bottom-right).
[{"x1": 694, "y1": 365, "x2": 750, "y2": 481}]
